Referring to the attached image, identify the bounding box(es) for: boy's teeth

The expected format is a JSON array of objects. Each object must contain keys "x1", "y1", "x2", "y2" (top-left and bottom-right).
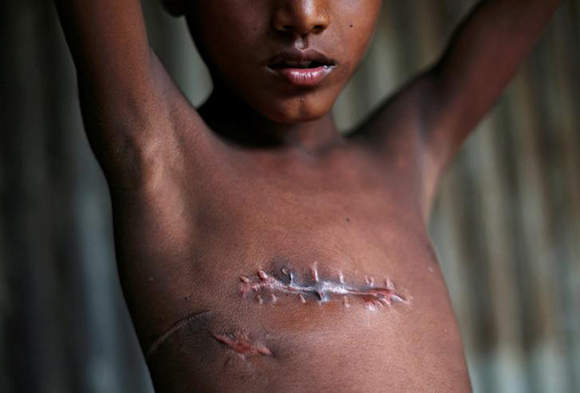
[{"x1": 285, "y1": 60, "x2": 313, "y2": 68}]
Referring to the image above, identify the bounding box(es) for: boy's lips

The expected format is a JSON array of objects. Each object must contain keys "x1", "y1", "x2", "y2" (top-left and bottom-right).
[
  {"x1": 266, "y1": 48, "x2": 337, "y2": 87},
  {"x1": 267, "y1": 65, "x2": 335, "y2": 87}
]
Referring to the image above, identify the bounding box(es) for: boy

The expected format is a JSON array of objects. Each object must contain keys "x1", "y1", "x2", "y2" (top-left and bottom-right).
[{"x1": 54, "y1": 0, "x2": 560, "y2": 391}]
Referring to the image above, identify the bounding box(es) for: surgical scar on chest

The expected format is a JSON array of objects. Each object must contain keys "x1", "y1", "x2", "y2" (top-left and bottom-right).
[
  {"x1": 239, "y1": 265, "x2": 408, "y2": 310},
  {"x1": 145, "y1": 266, "x2": 409, "y2": 360}
]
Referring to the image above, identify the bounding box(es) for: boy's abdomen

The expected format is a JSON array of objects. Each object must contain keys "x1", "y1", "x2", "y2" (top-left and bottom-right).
[{"x1": 138, "y1": 237, "x2": 471, "y2": 392}]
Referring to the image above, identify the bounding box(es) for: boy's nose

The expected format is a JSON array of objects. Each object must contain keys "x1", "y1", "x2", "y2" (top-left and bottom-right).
[{"x1": 272, "y1": 0, "x2": 330, "y2": 37}]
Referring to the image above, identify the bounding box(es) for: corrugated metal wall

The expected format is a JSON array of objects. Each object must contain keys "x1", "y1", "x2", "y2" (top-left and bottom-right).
[{"x1": 1, "y1": 1, "x2": 577, "y2": 392}]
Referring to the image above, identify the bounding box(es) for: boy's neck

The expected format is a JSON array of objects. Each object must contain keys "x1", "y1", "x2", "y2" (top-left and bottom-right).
[{"x1": 198, "y1": 88, "x2": 345, "y2": 155}]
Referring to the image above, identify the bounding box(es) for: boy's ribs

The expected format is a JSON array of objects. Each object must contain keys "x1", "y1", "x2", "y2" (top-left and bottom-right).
[{"x1": 240, "y1": 266, "x2": 408, "y2": 310}]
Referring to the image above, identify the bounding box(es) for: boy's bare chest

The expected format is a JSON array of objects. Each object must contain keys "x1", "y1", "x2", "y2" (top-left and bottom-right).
[
  {"x1": 112, "y1": 148, "x2": 470, "y2": 391},
  {"x1": 145, "y1": 150, "x2": 432, "y2": 296},
  {"x1": 115, "y1": 146, "x2": 443, "y2": 329}
]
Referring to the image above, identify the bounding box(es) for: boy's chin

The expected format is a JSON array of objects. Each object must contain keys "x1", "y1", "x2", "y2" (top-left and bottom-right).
[
  {"x1": 267, "y1": 111, "x2": 327, "y2": 125},
  {"x1": 261, "y1": 100, "x2": 333, "y2": 125}
]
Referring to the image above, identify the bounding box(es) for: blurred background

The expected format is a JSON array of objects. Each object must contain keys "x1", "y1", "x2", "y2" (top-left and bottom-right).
[{"x1": 1, "y1": 0, "x2": 578, "y2": 392}]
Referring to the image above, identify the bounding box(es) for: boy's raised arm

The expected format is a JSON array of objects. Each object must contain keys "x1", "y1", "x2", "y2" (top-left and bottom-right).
[
  {"x1": 55, "y1": 0, "x2": 157, "y2": 122},
  {"x1": 421, "y1": 0, "x2": 560, "y2": 178},
  {"x1": 54, "y1": 0, "x2": 192, "y2": 187}
]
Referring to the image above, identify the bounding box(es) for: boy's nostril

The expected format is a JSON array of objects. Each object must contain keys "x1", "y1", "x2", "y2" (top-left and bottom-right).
[{"x1": 272, "y1": 7, "x2": 330, "y2": 36}]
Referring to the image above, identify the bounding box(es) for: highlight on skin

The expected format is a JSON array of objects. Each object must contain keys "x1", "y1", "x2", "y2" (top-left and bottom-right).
[{"x1": 145, "y1": 310, "x2": 212, "y2": 358}]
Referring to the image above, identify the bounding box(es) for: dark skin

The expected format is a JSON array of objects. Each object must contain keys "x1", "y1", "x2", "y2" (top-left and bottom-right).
[{"x1": 54, "y1": 0, "x2": 560, "y2": 391}]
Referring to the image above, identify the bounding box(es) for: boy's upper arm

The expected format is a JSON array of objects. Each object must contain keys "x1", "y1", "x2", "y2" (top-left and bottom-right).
[
  {"x1": 420, "y1": 0, "x2": 561, "y2": 171},
  {"x1": 55, "y1": 0, "x2": 154, "y2": 115},
  {"x1": 356, "y1": 0, "x2": 560, "y2": 218},
  {"x1": 55, "y1": 0, "x2": 201, "y2": 187}
]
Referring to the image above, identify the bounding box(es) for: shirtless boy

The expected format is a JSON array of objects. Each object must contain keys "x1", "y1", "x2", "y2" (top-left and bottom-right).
[{"x1": 53, "y1": 0, "x2": 560, "y2": 391}]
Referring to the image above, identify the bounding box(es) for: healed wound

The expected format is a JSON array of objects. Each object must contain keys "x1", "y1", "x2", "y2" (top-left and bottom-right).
[
  {"x1": 240, "y1": 266, "x2": 408, "y2": 309},
  {"x1": 211, "y1": 332, "x2": 273, "y2": 359}
]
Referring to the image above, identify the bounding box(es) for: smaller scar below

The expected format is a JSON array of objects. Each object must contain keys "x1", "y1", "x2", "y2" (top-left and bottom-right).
[{"x1": 211, "y1": 332, "x2": 273, "y2": 359}]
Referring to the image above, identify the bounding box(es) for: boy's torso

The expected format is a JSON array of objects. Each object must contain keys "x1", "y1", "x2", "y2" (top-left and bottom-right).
[{"x1": 108, "y1": 124, "x2": 471, "y2": 392}]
